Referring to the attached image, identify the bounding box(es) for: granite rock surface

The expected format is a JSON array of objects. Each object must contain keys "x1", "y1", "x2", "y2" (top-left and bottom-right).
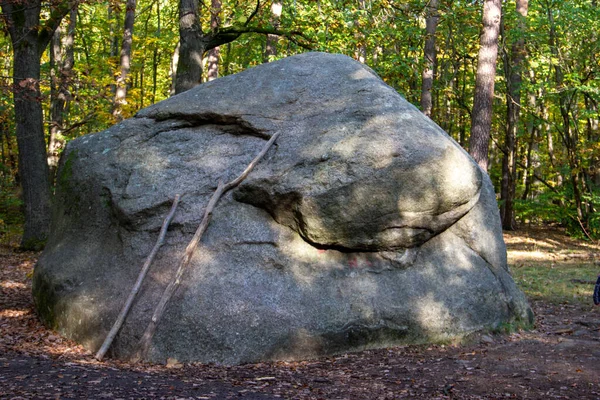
[{"x1": 33, "y1": 52, "x2": 533, "y2": 365}]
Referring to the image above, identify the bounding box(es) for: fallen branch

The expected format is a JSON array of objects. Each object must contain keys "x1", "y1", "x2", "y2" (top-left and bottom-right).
[
  {"x1": 132, "y1": 132, "x2": 281, "y2": 362},
  {"x1": 95, "y1": 194, "x2": 181, "y2": 361},
  {"x1": 575, "y1": 216, "x2": 594, "y2": 242}
]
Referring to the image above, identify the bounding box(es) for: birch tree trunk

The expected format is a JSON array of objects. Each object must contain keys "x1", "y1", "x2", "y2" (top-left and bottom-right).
[
  {"x1": 468, "y1": 0, "x2": 502, "y2": 172},
  {"x1": 170, "y1": 41, "x2": 181, "y2": 96}
]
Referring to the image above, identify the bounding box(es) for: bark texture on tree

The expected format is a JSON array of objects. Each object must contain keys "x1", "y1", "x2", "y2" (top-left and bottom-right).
[
  {"x1": 175, "y1": 0, "x2": 205, "y2": 93},
  {"x1": 420, "y1": 0, "x2": 439, "y2": 118},
  {"x1": 113, "y1": 0, "x2": 137, "y2": 121},
  {"x1": 500, "y1": 0, "x2": 528, "y2": 230},
  {"x1": 0, "y1": 0, "x2": 76, "y2": 249},
  {"x1": 173, "y1": 0, "x2": 307, "y2": 94},
  {"x1": 468, "y1": 0, "x2": 502, "y2": 172},
  {"x1": 13, "y1": 45, "x2": 52, "y2": 250}
]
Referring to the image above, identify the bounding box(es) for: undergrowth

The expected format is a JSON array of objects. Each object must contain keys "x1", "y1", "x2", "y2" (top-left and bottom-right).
[{"x1": 0, "y1": 165, "x2": 23, "y2": 246}]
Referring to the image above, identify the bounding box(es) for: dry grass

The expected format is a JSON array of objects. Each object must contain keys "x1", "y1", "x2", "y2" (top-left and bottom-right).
[
  {"x1": 505, "y1": 225, "x2": 599, "y2": 265},
  {"x1": 505, "y1": 226, "x2": 599, "y2": 304}
]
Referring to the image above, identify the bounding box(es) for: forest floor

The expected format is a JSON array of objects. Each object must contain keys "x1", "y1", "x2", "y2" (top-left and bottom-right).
[{"x1": 1, "y1": 226, "x2": 600, "y2": 399}]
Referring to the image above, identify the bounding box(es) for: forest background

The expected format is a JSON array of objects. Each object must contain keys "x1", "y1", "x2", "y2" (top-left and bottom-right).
[{"x1": 0, "y1": 0, "x2": 598, "y2": 249}]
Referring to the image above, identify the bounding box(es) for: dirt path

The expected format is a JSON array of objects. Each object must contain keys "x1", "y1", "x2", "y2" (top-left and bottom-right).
[{"x1": 1, "y1": 227, "x2": 600, "y2": 399}]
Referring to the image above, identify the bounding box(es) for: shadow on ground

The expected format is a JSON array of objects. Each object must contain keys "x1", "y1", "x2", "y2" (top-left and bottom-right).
[{"x1": 2, "y1": 228, "x2": 600, "y2": 399}]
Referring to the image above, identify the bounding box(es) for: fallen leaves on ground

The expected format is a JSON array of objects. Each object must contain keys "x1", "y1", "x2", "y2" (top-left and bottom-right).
[{"x1": 1, "y1": 228, "x2": 600, "y2": 399}]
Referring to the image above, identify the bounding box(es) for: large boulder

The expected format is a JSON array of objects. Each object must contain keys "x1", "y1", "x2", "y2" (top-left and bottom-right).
[{"x1": 34, "y1": 52, "x2": 533, "y2": 365}]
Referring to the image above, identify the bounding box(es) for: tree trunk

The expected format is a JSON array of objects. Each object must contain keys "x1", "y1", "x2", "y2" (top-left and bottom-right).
[
  {"x1": 107, "y1": 4, "x2": 121, "y2": 95},
  {"x1": 585, "y1": 95, "x2": 599, "y2": 187},
  {"x1": 354, "y1": 0, "x2": 367, "y2": 63},
  {"x1": 0, "y1": 0, "x2": 74, "y2": 249},
  {"x1": 173, "y1": 0, "x2": 304, "y2": 94},
  {"x1": 420, "y1": 0, "x2": 439, "y2": 118},
  {"x1": 109, "y1": 4, "x2": 121, "y2": 59},
  {"x1": 547, "y1": 4, "x2": 586, "y2": 229},
  {"x1": 170, "y1": 41, "x2": 181, "y2": 96},
  {"x1": 264, "y1": 1, "x2": 282, "y2": 62},
  {"x1": 13, "y1": 44, "x2": 51, "y2": 248},
  {"x1": 152, "y1": 1, "x2": 161, "y2": 104},
  {"x1": 468, "y1": 0, "x2": 502, "y2": 172},
  {"x1": 207, "y1": 0, "x2": 221, "y2": 81},
  {"x1": 522, "y1": 86, "x2": 539, "y2": 200},
  {"x1": 500, "y1": 0, "x2": 528, "y2": 230},
  {"x1": 113, "y1": 0, "x2": 137, "y2": 121},
  {"x1": 175, "y1": 0, "x2": 206, "y2": 93},
  {"x1": 48, "y1": 6, "x2": 77, "y2": 182}
]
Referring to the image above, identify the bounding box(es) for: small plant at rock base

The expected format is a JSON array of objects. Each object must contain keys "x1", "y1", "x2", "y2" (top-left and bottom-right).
[{"x1": 490, "y1": 318, "x2": 534, "y2": 335}]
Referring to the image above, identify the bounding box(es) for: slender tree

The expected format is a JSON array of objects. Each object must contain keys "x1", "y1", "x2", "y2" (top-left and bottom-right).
[
  {"x1": 354, "y1": 0, "x2": 367, "y2": 63},
  {"x1": 207, "y1": 0, "x2": 222, "y2": 81},
  {"x1": 468, "y1": 0, "x2": 502, "y2": 172},
  {"x1": 113, "y1": 0, "x2": 137, "y2": 121},
  {"x1": 547, "y1": 2, "x2": 585, "y2": 228},
  {"x1": 0, "y1": 0, "x2": 77, "y2": 249},
  {"x1": 500, "y1": 0, "x2": 528, "y2": 230},
  {"x1": 420, "y1": 0, "x2": 439, "y2": 118},
  {"x1": 151, "y1": 0, "x2": 162, "y2": 103},
  {"x1": 48, "y1": 6, "x2": 78, "y2": 181}
]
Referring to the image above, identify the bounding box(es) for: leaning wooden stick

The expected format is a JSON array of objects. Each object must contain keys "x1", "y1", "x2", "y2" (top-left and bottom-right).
[
  {"x1": 95, "y1": 194, "x2": 181, "y2": 361},
  {"x1": 133, "y1": 132, "x2": 281, "y2": 362}
]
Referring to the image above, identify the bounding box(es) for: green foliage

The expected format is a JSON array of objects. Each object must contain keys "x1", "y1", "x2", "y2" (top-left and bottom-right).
[
  {"x1": 490, "y1": 318, "x2": 534, "y2": 335},
  {"x1": 514, "y1": 190, "x2": 570, "y2": 226},
  {"x1": 0, "y1": 0, "x2": 598, "y2": 241},
  {"x1": 515, "y1": 183, "x2": 600, "y2": 240}
]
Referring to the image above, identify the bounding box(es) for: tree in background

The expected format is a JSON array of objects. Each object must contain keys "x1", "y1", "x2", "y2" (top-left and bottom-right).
[
  {"x1": 0, "y1": 0, "x2": 598, "y2": 243},
  {"x1": 174, "y1": 0, "x2": 308, "y2": 93},
  {"x1": 207, "y1": 0, "x2": 222, "y2": 81},
  {"x1": 420, "y1": 0, "x2": 439, "y2": 118},
  {"x1": 48, "y1": 6, "x2": 78, "y2": 181},
  {"x1": 113, "y1": 0, "x2": 137, "y2": 121},
  {"x1": 264, "y1": 1, "x2": 282, "y2": 62},
  {"x1": 469, "y1": 0, "x2": 502, "y2": 172},
  {"x1": 500, "y1": 0, "x2": 529, "y2": 230},
  {"x1": 0, "y1": 0, "x2": 78, "y2": 249}
]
